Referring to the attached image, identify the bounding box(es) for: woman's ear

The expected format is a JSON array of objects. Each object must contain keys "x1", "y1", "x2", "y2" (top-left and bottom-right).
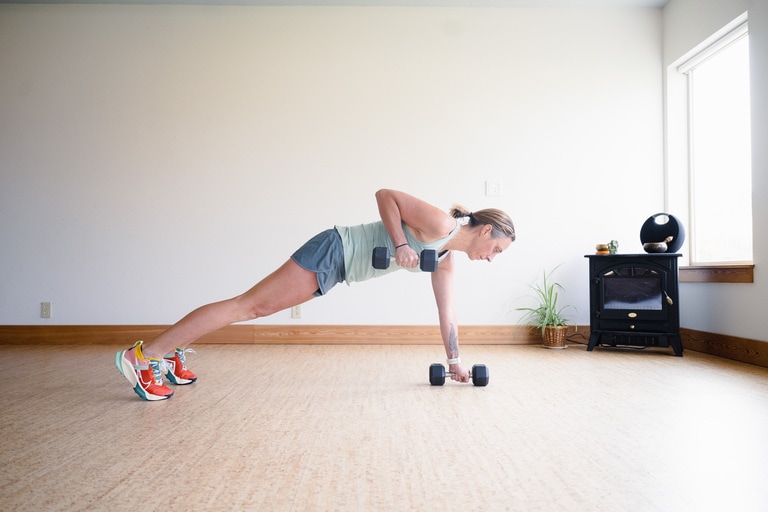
[{"x1": 481, "y1": 224, "x2": 493, "y2": 237}]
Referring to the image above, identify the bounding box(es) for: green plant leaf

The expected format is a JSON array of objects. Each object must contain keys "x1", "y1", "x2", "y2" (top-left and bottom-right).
[{"x1": 515, "y1": 265, "x2": 574, "y2": 335}]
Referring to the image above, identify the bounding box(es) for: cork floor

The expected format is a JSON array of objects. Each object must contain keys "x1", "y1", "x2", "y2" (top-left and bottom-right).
[{"x1": 1, "y1": 342, "x2": 768, "y2": 511}]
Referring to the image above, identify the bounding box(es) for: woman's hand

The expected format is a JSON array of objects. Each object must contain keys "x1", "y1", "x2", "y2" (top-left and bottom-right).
[
  {"x1": 448, "y1": 363, "x2": 470, "y2": 383},
  {"x1": 394, "y1": 244, "x2": 419, "y2": 269}
]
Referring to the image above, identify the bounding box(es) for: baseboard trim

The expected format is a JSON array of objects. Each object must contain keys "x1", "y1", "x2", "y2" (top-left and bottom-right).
[
  {"x1": 0, "y1": 324, "x2": 566, "y2": 346},
  {"x1": 680, "y1": 328, "x2": 768, "y2": 368}
]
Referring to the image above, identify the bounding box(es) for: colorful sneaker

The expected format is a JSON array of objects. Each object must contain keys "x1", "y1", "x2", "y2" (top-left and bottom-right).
[
  {"x1": 163, "y1": 347, "x2": 197, "y2": 385},
  {"x1": 115, "y1": 340, "x2": 174, "y2": 401}
]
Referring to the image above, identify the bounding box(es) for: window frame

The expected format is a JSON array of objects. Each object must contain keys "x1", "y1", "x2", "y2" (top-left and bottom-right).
[
  {"x1": 667, "y1": 14, "x2": 753, "y2": 284},
  {"x1": 679, "y1": 264, "x2": 754, "y2": 283}
]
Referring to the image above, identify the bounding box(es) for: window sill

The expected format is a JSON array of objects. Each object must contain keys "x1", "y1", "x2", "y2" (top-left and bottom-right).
[{"x1": 679, "y1": 264, "x2": 754, "y2": 283}]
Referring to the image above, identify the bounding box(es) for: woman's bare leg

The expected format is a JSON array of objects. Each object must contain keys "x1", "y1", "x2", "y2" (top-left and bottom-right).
[{"x1": 139, "y1": 259, "x2": 320, "y2": 359}]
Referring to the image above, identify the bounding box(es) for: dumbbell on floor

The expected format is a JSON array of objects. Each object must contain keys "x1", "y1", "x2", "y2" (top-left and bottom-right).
[
  {"x1": 429, "y1": 363, "x2": 490, "y2": 387},
  {"x1": 372, "y1": 246, "x2": 438, "y2": 272}
]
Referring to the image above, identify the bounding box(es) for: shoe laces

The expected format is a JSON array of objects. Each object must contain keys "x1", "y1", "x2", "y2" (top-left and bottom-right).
[
  {"x1": 176, "y1": 347, "x2": 196, "y2": 367},
  {"x1": 146, "y1": 358, "x2": 170, "y2": 385},
  {"x1": 166, "y1": 347, "x2": 196, "y2": 369}
]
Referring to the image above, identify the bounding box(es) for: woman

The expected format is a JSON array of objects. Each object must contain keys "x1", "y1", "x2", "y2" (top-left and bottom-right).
[{"x1": 116, "y1": 189, "x2": 516, "y2": 400}]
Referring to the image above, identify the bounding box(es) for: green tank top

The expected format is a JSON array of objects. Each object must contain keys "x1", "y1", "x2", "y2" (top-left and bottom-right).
[{"x1": 335, "y1": 220, "x2": 460, "y2": 284}]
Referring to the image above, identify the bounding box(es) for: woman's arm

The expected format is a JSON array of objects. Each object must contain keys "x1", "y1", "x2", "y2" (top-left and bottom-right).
[
  {"x1": 375, "y1": 189, "x2": 455, "y2": 268},
  {"x1": 375, "y1": 189, "x2": 455, "y2": 242},
  {"x1": 430, "y1": 252, "x2": 470, "y2": 382},
  {"x1": 376, "y1": 189, "x2": 468, "y2": 380}
]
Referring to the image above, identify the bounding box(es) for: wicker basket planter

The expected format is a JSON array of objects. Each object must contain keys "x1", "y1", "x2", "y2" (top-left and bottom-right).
[
  {"x1": 543, "y1": 325, "x2": 568, "y2": 349},
  {"x1": 517, "y1": 267, "x2": 573, "y2": 351}
]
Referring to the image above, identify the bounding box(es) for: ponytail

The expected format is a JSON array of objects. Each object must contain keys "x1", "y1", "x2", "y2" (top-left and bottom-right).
[
  {"x1": 450, "y1": 205, "x2": 472, "y2": 220},
  {"x1": 449, "y1": 204, "x2": 516, "y2": 242}
]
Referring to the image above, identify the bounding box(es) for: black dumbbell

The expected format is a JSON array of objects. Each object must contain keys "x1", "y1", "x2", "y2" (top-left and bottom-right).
[
  {"x1": 372, "y1": 246, "x2": 438, "y2": 272},
  {"x1": 429, "y1": 363, "x2": 490, "y2": 387}
]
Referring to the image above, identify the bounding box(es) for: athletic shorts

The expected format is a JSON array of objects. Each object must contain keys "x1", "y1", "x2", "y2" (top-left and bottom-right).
[{"x1": 290, "y1": 228, "x2": 346, "y2": 297}]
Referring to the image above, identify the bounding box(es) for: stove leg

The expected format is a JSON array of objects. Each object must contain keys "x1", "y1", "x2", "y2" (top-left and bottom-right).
[
  {"x1": 587, "y1": 332, "x2": 599, "y2": 351},
  {"x1": 671, "y1": 335, "x2": 683, "y2": 356}
]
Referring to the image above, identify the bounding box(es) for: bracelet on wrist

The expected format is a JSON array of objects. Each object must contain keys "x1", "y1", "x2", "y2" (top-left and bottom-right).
[
  {"x1": 447, "y1": 357, "x2": 461, "y2": 365},
  {"x1": 395, "y1": 243, "x2": 409, "y2": 249}
]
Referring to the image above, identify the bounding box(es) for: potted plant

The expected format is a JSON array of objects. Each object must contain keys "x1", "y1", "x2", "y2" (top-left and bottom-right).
[{"x1": 516, "y1": 266, "x2": 574, "y2": 349}]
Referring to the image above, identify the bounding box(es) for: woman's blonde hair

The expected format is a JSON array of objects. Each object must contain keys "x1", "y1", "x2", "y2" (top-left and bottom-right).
[{"x1": 450, "y1": 204, "x2": 516, "y2": 242}]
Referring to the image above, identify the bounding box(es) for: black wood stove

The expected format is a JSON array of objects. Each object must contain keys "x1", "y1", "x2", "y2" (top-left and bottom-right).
[{"x1": 585, "y1": 254, "x2": 682, "y2": 356}]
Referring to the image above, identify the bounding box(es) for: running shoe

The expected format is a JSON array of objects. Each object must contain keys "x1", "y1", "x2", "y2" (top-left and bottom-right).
[
  {"x1": 163, "y1": 347, "x2": 197, "y2": 385},
  {"x1": 115, "y1": 340, "x2": 174, "y2": 401}
]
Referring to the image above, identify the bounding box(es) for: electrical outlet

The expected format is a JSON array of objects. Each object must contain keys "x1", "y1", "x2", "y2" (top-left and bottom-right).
[
  {"x1": 291, "y1": 305, "x2": 301, "y2": 319},
  {"x1": 485, "y1": 180, "x2": 503, "y2": 196},
  {"x1": 40, "y1": 302, "x2": 52, "y2": 319}
]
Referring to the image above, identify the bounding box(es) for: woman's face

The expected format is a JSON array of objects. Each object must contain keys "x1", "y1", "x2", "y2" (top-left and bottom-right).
[{"x1": 467, "y1": 225, "x2": 513, "y2": 262}]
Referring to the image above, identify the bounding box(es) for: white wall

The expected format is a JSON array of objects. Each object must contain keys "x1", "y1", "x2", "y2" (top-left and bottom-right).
[
  {"x1": 664, "y1": 0, "x2": 768, "y2": 341},
  {"x1": 0, "y1": 5, "x2": 664, "y2": 327}
]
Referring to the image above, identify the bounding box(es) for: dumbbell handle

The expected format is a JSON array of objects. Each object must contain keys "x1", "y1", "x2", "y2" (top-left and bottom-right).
[
  {"x1": 389, "y1": 250, "x2": 430, "y2": 260},
  {"x1": 446, "y1": 371, "x2": 475, "y2": 378},
  {"x1": 386, "y1": 255, "x2": 421, "y2": 262}
]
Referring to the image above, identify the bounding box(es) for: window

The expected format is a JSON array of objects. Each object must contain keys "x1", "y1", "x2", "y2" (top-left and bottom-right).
[{"x1": 678, "y1": 22, "x2": 752, "y2": 266}]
